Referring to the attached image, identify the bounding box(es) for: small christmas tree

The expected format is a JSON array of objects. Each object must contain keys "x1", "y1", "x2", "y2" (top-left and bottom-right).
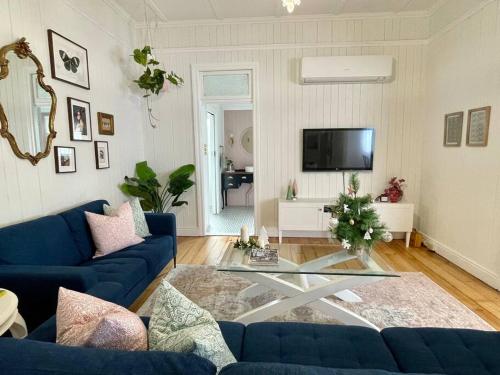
[{"x1": 329, "y1": 173, "x2": 386, "y2": 255}]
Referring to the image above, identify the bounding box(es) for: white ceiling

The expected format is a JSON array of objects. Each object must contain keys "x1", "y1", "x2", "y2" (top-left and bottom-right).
[{"x1": 115, "y1": 0, "x2": 443, "y2": 23}]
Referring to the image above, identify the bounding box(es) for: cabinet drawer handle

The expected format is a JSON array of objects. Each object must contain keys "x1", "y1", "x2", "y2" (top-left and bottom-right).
[
  {"x1": 228, "y1": 183, "x2": 234, "y2": 187},
  {"x1": 227, "y1": 176, "x2": 234, "y2": 179},
  {"x1": 241, "y1": 176, "x2": 247, "y2": 180}
]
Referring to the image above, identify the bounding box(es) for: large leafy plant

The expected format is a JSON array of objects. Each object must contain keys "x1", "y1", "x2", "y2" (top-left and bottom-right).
[
  {"x1": 132, "y1": 46, "x2": 183, "y2": 97},
  {"x1": 120, "y1": 161, "x2": 195, "y2": 213}
]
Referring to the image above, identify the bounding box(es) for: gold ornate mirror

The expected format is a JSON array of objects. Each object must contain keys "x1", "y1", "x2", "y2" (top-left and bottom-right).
[{"x1": 0, "y1": 38, "x2": 57, "y2": 165}]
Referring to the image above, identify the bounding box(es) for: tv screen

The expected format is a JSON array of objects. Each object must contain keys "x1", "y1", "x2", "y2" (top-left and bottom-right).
[{"x1": 302, "y1": 128, "x2": 374, "y2": 171}]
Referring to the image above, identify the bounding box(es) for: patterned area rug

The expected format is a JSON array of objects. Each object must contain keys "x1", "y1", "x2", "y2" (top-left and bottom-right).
[{"x1": 137, "y1": 265, "x2": 493, "y2": 330}]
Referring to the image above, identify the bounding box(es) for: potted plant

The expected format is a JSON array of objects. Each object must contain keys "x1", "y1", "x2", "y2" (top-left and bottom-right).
[
  {"x1": 132, "y1": 46, "x2": 183, "y2": 127},
  {"x1": 384, "y1": 177, "x2": 406, "y2": 203},
  {"x1": 120, "y1": 161, "x2": 195, "y2": 213}
]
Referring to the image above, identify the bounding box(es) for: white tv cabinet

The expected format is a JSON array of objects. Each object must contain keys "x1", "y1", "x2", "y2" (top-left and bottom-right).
[{"x1": 278, "y1": 198, "x2": 414, "y2": 247}]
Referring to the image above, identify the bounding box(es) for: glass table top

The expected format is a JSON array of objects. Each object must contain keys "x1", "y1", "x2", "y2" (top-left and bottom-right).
[{"x1": 216, "y1": 242, "x2": 399, "y2": 277}]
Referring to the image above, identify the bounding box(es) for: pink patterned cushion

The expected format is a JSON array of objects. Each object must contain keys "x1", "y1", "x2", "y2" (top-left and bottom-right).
[
  {"x1": 56, "y1": 288, "x2": 147, "y2": 351},
  {"x1": 85, "y1": 202, "x2": 144, "y2": 258}
]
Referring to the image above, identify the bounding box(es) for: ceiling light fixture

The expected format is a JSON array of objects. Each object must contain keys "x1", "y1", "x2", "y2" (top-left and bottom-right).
[{"x1": 282, "y1": 0, "x2": 301, "y2": 13}]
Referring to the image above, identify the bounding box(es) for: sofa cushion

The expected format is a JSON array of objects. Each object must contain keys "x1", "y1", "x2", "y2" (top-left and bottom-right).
[
  {"x1": 381, "y1": 327, "x2": 500, "y2": 375},
  {"x1": 0, "y1": 338, "x2": 216, "y2": 375},
  {"x1": 82, "y1": 258, "x2": 148, "y2": 294},
  {"x1": 89, "y1": 235, "x2": 173, "y2": 274},
  {"x1": 218, "y1": 321, "x2": 246, "y2": 361},
  {"x1": 86, "y1": 202, "x2": 144, "y2": 258},
  {"x1": 59, "y1": 200, "x2": 108, "y2": 260},
  {"x1": 0, "y1": 215, "x2": 83, "y2": 266},
  {"x1": 27, "y1": 282, "x2": 125, "y2": 343},
  {"x1": 242, "y1": 323, "x2": 399, "y2": 371},
  {"x1": 56, "y1": 288, "x2": 148, "y2": 351},
  {"x1": 220, "y1": 363, "x2": 434, "y2": 375}
]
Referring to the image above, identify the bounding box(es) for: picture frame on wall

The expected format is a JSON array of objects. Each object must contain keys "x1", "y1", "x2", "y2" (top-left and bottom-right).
[
  {"x1": 97, "y1": 112, "x2": 115, "y2": 135},
  {"x1": 54, "y1": 146, "x2": 76, "y2": 174},
  {"x1": 466, "y1": 106, "x2": 491, "y2": 147},
  {"x1": 48, "y1": 30, "x2": 90, "y2": 90},
  {"x1": 443, "y1": 111, "x2": 464, "y2": 147},
  {"x1": 67, "y1": 97, "x2": 92, "y2": 141},
  {"x1": 94, "y1": 141, "x2": 110, "y2": 169}
]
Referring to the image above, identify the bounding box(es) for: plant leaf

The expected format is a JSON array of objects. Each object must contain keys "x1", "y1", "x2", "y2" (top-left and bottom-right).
[{"x1": 135, "y1": 161, "x2": 156, "y2": 180}]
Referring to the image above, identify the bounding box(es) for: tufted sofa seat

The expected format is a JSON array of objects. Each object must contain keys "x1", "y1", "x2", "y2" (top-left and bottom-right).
[
  {"x1": 19, "y1": 318, "x2": 499, "y2": 375},
  {"x1": 382, "y1": 327, "x2": 500, "y2": 375}
]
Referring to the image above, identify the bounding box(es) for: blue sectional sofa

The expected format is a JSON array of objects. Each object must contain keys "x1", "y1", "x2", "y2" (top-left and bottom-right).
[
  {"x1": 0, "y1": 319, "x2": 498, "y2": 375},
  {"x1": 1, "y1": 201, "x2": 499, "y2": 374},
  {"x1": 0, "y1": 200, "x2": 176, "y2": 330}
]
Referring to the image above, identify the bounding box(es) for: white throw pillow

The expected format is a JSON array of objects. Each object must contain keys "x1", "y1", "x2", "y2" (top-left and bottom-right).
[
  {"x1": 148, "y1": 280, "x2": 236, "y2": 372},
  {"x1": 104, "y1": 198, "x2": 151, "y2": 237}
]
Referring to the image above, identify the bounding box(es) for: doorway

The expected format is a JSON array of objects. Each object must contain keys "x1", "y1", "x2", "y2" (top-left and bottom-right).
[{"x1": 192, "y1": 64, "x2": 259, "y2": 236}]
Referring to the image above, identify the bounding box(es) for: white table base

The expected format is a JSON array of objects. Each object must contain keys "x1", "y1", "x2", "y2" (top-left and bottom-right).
[{"x1": 227, "y1": 250, "x2": 388, "y2": 331}]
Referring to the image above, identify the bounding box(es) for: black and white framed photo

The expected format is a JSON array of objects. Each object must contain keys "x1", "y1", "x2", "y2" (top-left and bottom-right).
[
  {"x1": 467, "y1": 106, "x2": 491, "y2": 147},
  {"x1": 48, "y1": 30, "x2": 90, "y2": 89},
  {"x1": 443, "y1": 111, "x2": 463, "y2": 147},
  {"x1": 67, "y1": 97, "x2": 92, "y2": 141},
  {"x1": 94, "y1": 141, "x2": 110, "y2": 169},
  {"x1": 54, "y1": 146, "x2": 76, "y2": 173}
]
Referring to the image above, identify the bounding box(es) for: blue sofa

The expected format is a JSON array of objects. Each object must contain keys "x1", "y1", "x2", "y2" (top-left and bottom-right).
[
  {"x1": 0, "y1": 200, "x2": 176, "y2": 330},
  {"x1": 0, "y1": 319, "x2": 497, "y2": 375},
  {"x1": 1, "y1": 202, "x2": 499, "y2": 374}
]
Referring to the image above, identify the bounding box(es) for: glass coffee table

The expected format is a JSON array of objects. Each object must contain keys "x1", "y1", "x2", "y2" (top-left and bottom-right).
[{"x1": 216, "y1": 242, "x2": 399, "y2": 330}]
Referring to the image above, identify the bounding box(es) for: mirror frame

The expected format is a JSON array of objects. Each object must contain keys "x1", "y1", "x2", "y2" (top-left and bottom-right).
[
  {"x1": 240, "y1": 127, "x2": 253, "y2": 155},
  {"x1": 0, "y1": 38, "x2": 57, "y2": 166}
]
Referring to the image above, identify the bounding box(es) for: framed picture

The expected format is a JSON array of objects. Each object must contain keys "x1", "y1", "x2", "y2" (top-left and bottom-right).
[
  {"x1": 97, "y1": 112, "x2": 114, "y2": 135},
  {"x1": 67, "y1": 97, "x2": 92, "y2": 141},
  {"x1": 54, "y1": 146, "x2": 76, "y2": 173},
  {"x1": 94, "y1": 141, "x2": 110, "y2": 169},
  {"x1": 443, "y1": 111, "x2": 464, "y2": 147},
  {"x1": 467, "y1": 106, "x2": 491, "y2": 147},
  {"x1": 48, "y1": 30, "x2": 90, "y2": 90}
]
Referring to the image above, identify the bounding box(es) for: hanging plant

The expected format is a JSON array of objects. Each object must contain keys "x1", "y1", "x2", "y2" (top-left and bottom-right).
[{"x1": 132, "y1": 46, "x2": 183, "y2": 127}]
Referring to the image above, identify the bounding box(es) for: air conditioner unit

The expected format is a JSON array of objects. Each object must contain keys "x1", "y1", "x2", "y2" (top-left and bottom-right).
[{"x1": 300, "y1": 55, "x2": 393, "y2": 84}]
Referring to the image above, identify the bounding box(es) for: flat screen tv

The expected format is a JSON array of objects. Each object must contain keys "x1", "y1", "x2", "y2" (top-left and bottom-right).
[{"x1": 302, "y1": 128, "x2": 374, "y2": 171}]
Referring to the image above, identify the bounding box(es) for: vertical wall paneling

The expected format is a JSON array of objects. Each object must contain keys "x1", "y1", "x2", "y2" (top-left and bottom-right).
[
  {"x1": 0, "y1": 0, "x2": 144, "y2": 227},
  {"x1": 142, "y1": 15, "x2": 428, "y2": 235}
]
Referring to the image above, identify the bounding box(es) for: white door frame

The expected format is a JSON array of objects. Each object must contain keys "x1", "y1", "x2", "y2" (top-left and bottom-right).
[{"x1": 191, "y1": 63, "x2": 260, "y2": 236}]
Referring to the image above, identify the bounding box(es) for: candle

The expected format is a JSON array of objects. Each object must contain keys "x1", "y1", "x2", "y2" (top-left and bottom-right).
[{"x1": 241, "y1": 225, "x2": 249, "y2": 243}]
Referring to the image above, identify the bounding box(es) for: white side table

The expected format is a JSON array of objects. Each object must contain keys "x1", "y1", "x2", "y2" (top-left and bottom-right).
[{"x1": 0, "y1": 289, "x2": 27, "y2": 338}]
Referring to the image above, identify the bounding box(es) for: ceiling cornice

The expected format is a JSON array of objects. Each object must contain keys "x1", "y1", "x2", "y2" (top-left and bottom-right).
[{"x1": 102, "y1": 0, "x2": 136, "y2": 25}]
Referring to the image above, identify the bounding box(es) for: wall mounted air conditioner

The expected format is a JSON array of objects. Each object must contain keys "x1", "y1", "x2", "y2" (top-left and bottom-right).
[{"x1": 300, "y1": 55, "x2": 393, "y2": 84}]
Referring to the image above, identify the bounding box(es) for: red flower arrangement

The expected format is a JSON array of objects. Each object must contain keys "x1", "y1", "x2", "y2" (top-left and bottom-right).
[{"x1": 384, "y1": 177, "x2": 406, "y2": 203}]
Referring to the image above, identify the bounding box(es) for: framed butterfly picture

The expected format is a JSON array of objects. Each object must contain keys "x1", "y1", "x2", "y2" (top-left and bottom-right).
[{"x1": 48, "y1": 30, "x2": 90, "y2": 90}]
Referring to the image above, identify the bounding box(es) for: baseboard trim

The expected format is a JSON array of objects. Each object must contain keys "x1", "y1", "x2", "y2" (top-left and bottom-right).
[
  {"x1": 420, "y1": 232, "x2": 499, "y2": 290},
  {"x1": 177, "y1": 228, "x2": 202, "y2": 236}
]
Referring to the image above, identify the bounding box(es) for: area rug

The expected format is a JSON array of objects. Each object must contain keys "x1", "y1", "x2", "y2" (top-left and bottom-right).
[{"x1": 137, "y1": 265, "x2": 493, "y2": 330}]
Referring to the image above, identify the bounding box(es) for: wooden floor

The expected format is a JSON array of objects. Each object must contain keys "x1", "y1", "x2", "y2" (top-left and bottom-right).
[{"x1": 130, "y1": 236, "x2": 500, "y2": 330}]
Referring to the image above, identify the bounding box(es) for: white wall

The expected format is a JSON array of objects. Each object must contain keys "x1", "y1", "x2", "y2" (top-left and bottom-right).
[
  {"x1": 420, "y1": 0, "x2": 500, "y2": 289},
  {"x1": 0, "y1": 0, "x2": 145, "y2": 227},
  {"x1": 141, "y1": 14, "x2": 428, "y2": 235}
]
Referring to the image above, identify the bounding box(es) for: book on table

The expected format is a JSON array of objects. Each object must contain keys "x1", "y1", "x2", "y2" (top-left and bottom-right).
[{"x1": 248, "y1": 248, "x2": 279, "y2": 265}]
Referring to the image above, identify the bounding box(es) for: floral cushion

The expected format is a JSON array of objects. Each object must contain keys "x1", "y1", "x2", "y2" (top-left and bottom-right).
[
  {"x1": 56, "y1": 287, "x2": 147, "y2": 351},
  {"x1": 148, "y1": 280, "x2": 236, "y2": 372},
  {"x1": 104, "y1": 198, "x2": 151, "y2": 238},
  {"x1": 86, "y1": 202, "x2": 144, "y2": 258}
]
